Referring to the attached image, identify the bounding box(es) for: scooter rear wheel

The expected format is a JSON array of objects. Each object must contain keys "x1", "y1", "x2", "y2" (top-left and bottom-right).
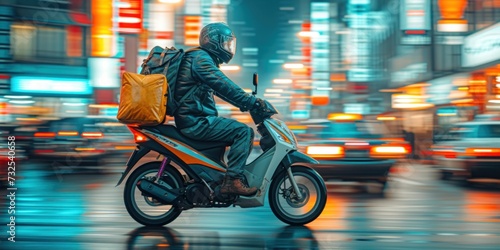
[
  {"x1": 123, "y1": 161, "x2": 184, "y2": 226},
  {"x1": 269, "y1": 166, "x2": 327, "y2": 225}
]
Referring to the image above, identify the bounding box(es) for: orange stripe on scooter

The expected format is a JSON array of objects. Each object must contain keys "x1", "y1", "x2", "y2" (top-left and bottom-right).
[{"x1": 149, "y1": 135, "x2": 226, "y2": 172}]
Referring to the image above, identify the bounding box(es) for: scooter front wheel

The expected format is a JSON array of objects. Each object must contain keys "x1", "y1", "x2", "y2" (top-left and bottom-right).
[
  {"x1": 269, "y1": 166, "x2": 327, "y2": 225},
  {"x1": 123, "y1": 161, "x2": 184, "y2": 226}
]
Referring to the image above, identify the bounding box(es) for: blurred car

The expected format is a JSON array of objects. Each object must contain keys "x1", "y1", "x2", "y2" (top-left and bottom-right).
[
  {"x1": 29, "y1": 116, "x2": 135, "y2": 166},
  {"x1": 297, "y1": 113, "x2": 410, "y2": 189},
  {"x1": 431, "y1": 119, "x2": 500, "y2": 181}
]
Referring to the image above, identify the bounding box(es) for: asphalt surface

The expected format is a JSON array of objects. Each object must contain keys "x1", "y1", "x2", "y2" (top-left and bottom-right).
[{"x1": 1, "y1": 159, "x2": 499, "y2": 250}]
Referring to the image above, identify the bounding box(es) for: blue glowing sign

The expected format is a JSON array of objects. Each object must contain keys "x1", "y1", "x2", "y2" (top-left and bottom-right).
[{"x1": 11, "y1": 76, "x2": 92, "y2": 95}]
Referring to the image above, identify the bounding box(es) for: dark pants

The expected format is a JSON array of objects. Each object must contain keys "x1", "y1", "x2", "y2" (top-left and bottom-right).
[{"x1": 180, "y1": 116, "x2": 254, "y2": 178}]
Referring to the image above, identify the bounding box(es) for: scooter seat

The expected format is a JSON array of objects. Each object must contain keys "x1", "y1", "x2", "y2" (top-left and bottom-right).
[{"x1": 144, "y1": 124, "x2": 229, "y2": 151}]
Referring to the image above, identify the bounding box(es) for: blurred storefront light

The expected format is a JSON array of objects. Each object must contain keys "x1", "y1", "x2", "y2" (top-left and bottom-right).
[
  {"x1": 89, "y1": 104, "x2": 119, "y2": 109},
  {"x1": 8, "y1": 100, "x2": 35, "y2": 105},
  {"x1": 283, "y1": 63, "x2": 304, "y2": 69},
  {"x1": 327, "y1": 113, "x2": 363, "y2": 121},
  {"x1": 462, "y1": 22, "x2": 500, "y2": 68},
  {"x1": 265, "y1": 89, "x2": 284, "y2": 93},
  {"x1": 117, "y1": 2, "x2": 132, "y2": 8},
  {"x1": 4, "y1": 95, "x2": 32, "y2": 99},
  {"x1": 392, "y1": 94, "x2": 433, "y2": 109},
  {"x1": 220, "y1": 65, "x2": 240, "y2": 71},
  {"x1": 264, "y1": 93, "x2": 281, "y2": 98},
  {"x1": 184, "y1": 16, "x2": 202, "y2": 46},
  {"x1": 437, "y1": 0, "x2": 468, "y2": 32},
  {"x1": 297, "y1": 31, "x2": 320, "y2": 37},
  {"x1": 377, "y1": 116, "x2": 397, "y2": 121},
  {"x1": 91, "y1": 0, "x2": 115, "y2": 57},
  {"x1": 89, "y1": 58, "x2": 120, "y2": 88},
  {"x1": 117, "y1": 0, "x2": 143, "y2": 34},
  {"x1": 273, "y1": 79, "x2": 293, "y2": 84},
  {"x1": 11, "y1": 76, "x2": 92, "y2": 95},
  {"x1": 450, "y1": 98, "x2": 473, "y2": 104},
  {"x1": 63, "y1": 103, "x2": 87, "y2": 106},
  {"x1": 148, "y1": 2, "x2": 175, "y2": 49},
  {"x1": 311, "y1": 2, "x2": 330, "y2": 108},
  {"x1": 159, "y1": 0, "x2": 182, "y2": 3},
  {"x1": 311, "y1": 96, "x2": 329, "y2": 106},
  {"x1": 400, "y1": 0, "x2": 431, "y2": 44}
]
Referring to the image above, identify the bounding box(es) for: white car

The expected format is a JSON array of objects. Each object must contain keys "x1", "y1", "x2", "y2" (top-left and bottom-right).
[{"x1": 431, "y1": 120, "x2": 500, "y2": 181}]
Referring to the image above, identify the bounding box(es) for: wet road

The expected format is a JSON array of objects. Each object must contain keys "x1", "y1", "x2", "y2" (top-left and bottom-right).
[{"x1": 1, "y1": 160, "x2": 500, "y2": 250}]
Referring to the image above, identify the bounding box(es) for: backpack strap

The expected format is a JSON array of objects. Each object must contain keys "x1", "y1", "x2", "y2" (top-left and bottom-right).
[
  {"x1": 162, "y1": 48, "x2": 184, "y2": 76},
  {"x1": 159, "y1": 47, "x2": 172, "y2": 63}
]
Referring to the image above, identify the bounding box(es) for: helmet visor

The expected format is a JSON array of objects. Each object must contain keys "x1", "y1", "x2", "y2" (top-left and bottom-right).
[{"x1": 222, "y1": 36, "x2": 236, "y2": 55}]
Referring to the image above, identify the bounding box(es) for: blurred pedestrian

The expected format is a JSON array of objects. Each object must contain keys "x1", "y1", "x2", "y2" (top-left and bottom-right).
[{"x1": 403, "y1": 129, "x2": 415, "y2": 159}]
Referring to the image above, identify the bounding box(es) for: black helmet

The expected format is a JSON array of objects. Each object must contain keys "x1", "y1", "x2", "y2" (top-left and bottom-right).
[{"x1": 199, "y1": 22, "x2": 236, "y2": 64}]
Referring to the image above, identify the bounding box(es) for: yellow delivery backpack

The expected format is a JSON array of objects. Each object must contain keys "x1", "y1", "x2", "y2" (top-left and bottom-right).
[
  {"x1": 117, "y1": 46, "x2": 198, "y2": 126},
  {"x1": 117, "y1": 72, "x2": 168, "y2": 126}
]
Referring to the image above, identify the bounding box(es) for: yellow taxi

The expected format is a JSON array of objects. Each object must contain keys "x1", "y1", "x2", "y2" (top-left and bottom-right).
[{"x1": 297, "y1": 113, "x2": 410, "y2": 190}]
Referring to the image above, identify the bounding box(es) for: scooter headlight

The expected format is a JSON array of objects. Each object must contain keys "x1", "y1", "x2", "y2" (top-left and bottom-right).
[{"x1": 272, "y1": 120, "x2": 297, "y2": 146}]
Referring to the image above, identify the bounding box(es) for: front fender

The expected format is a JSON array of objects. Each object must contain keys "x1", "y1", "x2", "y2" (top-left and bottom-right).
[{"x1": 272, "y1": 150, "x2": 319, "y2": 180}]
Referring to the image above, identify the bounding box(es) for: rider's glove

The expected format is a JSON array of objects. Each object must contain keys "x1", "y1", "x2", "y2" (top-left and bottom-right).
[
  {"x1": 240, "y1": 98, "x2": 264, "y2": 112},
  {"x1": 252, "y1": 98, "x2": 266, "y2": 112},
  {"x1": 251, "y1": 98, "x2": 273, "y2": 114}
]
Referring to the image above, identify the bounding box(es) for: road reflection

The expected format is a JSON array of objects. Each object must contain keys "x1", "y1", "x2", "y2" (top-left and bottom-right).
[
  {"x1": 126, "y1": 225, "x2": 319, "y2": 250},
  {"x1": 126, "y1": 227, "x2": 188, "y2": 250},
  {"x1": 464, "y1": 189, "x2": 500, "y2": 223},
  {"x1": 2, "y1": 163, "x2": 500, "y2": 249}
]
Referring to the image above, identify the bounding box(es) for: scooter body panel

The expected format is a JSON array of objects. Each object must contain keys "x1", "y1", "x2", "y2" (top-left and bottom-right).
[
  {"x1": 121, "y1": 117, "x2": 303, "y2": 208},
  {"x1": 236, "y1": 119, "x2": 298, "y2": 208},
  {"x1": 141, "y1": 129, "x2": 227, "y2": 172}
]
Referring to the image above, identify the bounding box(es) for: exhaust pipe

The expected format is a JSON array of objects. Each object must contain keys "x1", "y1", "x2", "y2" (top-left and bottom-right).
[{"x1": 137, "y1": 179, "x2": 181, "y2": 205}]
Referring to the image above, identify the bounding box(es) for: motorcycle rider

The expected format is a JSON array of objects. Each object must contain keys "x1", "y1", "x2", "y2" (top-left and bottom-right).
[{"x1": 174, "y1": 22, "x2": 268, "y2": 196}]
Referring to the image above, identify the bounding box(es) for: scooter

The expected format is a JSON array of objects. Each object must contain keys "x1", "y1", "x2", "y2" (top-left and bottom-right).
[{"x1": 116, "y1": 73, "x2": 327, "y2": 226}]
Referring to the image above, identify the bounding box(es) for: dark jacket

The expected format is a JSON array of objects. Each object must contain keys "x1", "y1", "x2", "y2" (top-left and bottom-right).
[{"x1": 174, "y1": 48, "x2": 257, "y2": 129}]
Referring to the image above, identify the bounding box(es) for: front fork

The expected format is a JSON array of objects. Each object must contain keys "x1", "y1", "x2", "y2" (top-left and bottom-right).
[
  {"x1": 279, "y1": 151, "x2": 318, "y2": 200},
  {"x1": 286, "y1": 167, "x2": 303, "y2": 200}
]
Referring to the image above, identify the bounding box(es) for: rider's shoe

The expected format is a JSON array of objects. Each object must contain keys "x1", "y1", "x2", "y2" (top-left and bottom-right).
[{"x1": 220, "y1": 176, "x2": 258, "y2": 196}]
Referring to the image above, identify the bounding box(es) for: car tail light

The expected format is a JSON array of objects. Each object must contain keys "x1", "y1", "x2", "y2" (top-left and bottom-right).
[
  {"x1": 465, "y1": 148, "x2": 500, "y2": 157},
  {"x1": 128, "y1": 127, "x2": 149, "y2": 143},
  {"x1": 370, "y1": 145, "x2": 408, "y2": 158},
  {"x1": 57, "y1": 131, "x2": 79, "y2": 136},
  {"x1": 443, "y1": 151, "x2": 457, "y2": 158},
  {"x1": 34, "y1": 132, "x2": 56, "y2": 138},
  {"x1": 306, "y1": 146, "x2": 344, "y2": 158},
  {"x1": 431, "y1": 146, "x2": 457, "y2": 159},
  {"x1": 82, "y1": 132, "x2": 103, "y2": 138}
]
